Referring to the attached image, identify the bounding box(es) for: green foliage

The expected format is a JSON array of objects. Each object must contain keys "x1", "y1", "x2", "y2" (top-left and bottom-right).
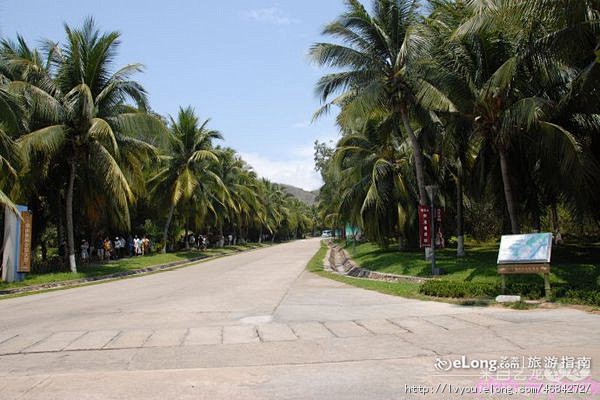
[
  {"x1": 312, "y1": 0, "x2": 600, "y2": 246},
  {"x1": 307, "y1": 242, "x2": 422, "y2": 298},
  {"x1": 306, "y1": 241, "x2": 328, "y2": 273},
  {"x1": 560, "y1": 289, "x2": 600, "y2": 307},
  {"x1": 142, "y1": 219, "x2": 162, "y2": 243},
  {"x1": 346, "y1": 240, "x2": 600, "y2": 303},
  {"x1": 419, "y1": 280, "x2": 498, "y2": 298}
]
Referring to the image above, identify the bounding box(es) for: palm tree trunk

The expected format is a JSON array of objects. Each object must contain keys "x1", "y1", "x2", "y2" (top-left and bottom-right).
[
  {"x1": 161, "y1": 202, "x2": 176, "y2": 254},
  {"x1": 258, "y1": 226, "x2": 263, "y2": 243},
  {"x1": 400, "y1": 109, "x2": 427, "y2": 206},
  {"x1": 397, "y1": 235, "x2": 405, "y2": 251},
  {"x1": 66, "y1": 160, "x2": 77, "y2": 273},
  {"x1": 456, "y1": 176, "x2": 465, "y2": 257},
  {"x1": 499, "y1": 149, "x2": 520, "y2": 234},
  {"x1": 184, "y1": 226, "x2": 189, "y2": 250},
  {"x1": 551, "y1": 202, "x2": 560, "y2": 232}
]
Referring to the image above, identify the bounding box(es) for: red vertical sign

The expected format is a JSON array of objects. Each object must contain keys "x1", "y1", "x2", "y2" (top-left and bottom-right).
[
  {"x1": 419, "y1": 206, "x2": 430, "y2": 248},
  {"x1": 419, "y1": 206, "x2": 444, "y2": 248}
]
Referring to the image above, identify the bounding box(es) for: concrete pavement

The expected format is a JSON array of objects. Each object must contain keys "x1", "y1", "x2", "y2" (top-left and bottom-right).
[{"x1": 0, "y1": 239, "x2": 599, "y2": 399}]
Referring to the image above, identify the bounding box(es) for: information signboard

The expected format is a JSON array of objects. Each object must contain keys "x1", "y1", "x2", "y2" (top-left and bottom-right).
[
  {"x1": 18, "y1": 211, "x2": 33, "y2": 273},
  {"x1": 497, "y1": 233, "x2": 553, "y2": 264}
]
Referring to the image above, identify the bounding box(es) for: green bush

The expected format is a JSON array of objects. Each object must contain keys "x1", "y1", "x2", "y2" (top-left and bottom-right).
[
  {"x1": 419, "y1": 279, "x2": 498, "y2": 298},
  {"x1": 560, "y1": 289, "x2": 600, "y2": 306},
  {"x1": 419, "y1": 278, "x2": 549, "y2": 299}
]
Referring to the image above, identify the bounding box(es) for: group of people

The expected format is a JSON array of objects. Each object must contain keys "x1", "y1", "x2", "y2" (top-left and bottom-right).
[
  {"x1": 183, "y1": 234, "x2": 209, "y2": 250},
  {"x1": 78, "y1": 235, "x2": 152, "y2": 263}
]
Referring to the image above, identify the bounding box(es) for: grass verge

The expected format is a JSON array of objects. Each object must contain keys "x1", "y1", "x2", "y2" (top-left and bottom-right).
[
  {"x1": 342, "y1": 240, "x2": 600, "y2": 306},
  {"x1": 1, "y1": 243, "x2": 269, "y2": 290},
  {"x1": 306, "y1": 241, "x2": 423, "y2": 299}
]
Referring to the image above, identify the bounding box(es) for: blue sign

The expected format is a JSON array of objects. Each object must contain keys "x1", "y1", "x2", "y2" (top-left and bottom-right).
[{"x1": 497, "y1": 233, "x2": 553, "y2": 264}]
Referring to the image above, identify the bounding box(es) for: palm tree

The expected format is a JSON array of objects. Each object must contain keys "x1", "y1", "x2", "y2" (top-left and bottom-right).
[
  {"x1": 0, "y1": 124, "x2": 20, "y2": 211},
  {"x1": 4, "y1": 19, "x2": 161, "y2": 271},
  {"x1": 0, "y1": 84, "x2": 23, "y2": 212},
  {"x1": 333, "y1": 116, "x2": 412, "y2": 247},
  {"x1": 259, "y1": 180, "x2": 289, "y2": 242},
  {"x1": 448, "y1": 0, "x2": 596, "y2": 233},
  {"x1": 149, "y1": 106, "x2": 225, "y2": 253},
  {"x1": 216, "y1": 148, "x2": 264, "y2": 243},
  {"x1": 310, "y1": 0, "x2": 455, "y2": 208}
]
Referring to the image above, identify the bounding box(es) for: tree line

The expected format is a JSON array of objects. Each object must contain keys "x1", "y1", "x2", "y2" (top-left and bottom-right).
[
  {"x1": 311, "y1": 0, "x2": 600, "y2": 253},
  {"x1": 0, "y1": 18, "x2": 314, "y2": 273}
]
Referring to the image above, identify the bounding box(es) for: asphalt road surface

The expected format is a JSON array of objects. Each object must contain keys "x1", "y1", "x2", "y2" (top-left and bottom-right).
[{"x1": 1, "y1": 239, "x2": 599, "y2": 399}]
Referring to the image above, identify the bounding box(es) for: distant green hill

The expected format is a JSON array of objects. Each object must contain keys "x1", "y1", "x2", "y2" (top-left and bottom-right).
[{"x1": 279, "y1": 184, "x2": 319, "y2": 206}]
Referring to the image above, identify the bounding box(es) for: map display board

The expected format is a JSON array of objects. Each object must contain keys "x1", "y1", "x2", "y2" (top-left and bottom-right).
[{"x1": 497, "y1": 233, "x2": 553, "y2": 264}]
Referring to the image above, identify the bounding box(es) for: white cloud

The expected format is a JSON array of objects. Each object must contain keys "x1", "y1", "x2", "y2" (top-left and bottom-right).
[
  {"x1": 240, "y1": 152, "x2": 322, "y2": 191},
  {"x1": 246, "y1": 7, "x2": 295, "y2": 25},
  {"x1": 291, "y1": 120, "x2": 310, "y2": 129}
]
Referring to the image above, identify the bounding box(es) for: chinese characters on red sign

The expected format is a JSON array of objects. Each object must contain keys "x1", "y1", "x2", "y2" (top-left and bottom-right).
[
  {"x1": 419, "y1": 206, "x2": 444, "y2": 248},
  {"x1": 18, "y1": 211, "x2": 33, "y2": 273}
]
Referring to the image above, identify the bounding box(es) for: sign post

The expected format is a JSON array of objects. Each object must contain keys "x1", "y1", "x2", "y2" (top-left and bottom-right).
[
  {"x1": 1, "y1": 205, "x2": 32, "y2": 282},
  {"x1": 497, "y1": 233, "x2": 553, "y2": 298},
  {"x1": 425, "y1": 185, "x2": 440, "y2": 276}
]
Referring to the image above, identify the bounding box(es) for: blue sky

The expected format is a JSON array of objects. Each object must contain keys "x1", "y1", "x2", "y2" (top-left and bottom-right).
[{"x1": 0, "y1": 1, "x2": 346, "y2": 190}]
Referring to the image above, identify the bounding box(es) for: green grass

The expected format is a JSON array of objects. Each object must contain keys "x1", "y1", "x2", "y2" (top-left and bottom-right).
[
  {"x1": 347, "y1": 241, "x2": 600, "y2": 284},
  {"x1": 306, "y1": 241, "x2": 422, "y2": 299},
  {"x1": 0, "y1": 243, "x2": 267, "y2": 290},
  {"x1": 306, "y1": 240, "x2": 600, "y2": 306},
  {"x1": 343, "y1": 241, "x2": 600, "y2": 304}
]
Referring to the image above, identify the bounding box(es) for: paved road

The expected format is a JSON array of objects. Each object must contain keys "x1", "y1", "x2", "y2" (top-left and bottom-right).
[{"x1": 0, "y1": 239, "x2": 599, "y2": 399}]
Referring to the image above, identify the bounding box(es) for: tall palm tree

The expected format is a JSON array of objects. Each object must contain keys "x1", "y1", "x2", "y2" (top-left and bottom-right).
[
  {"x1": 216, "y1": 148, "x2": 264, "y2": 242},
  {"x1": 0, "y1": 84, "x2": 22, "y2": 212},
  {"x1": 259, "y1": 180, "x2": 289, "y2": 242},
  {"x1": 0, "y1": 124, "x2": 20, "y2": 211},
  {"x1": 448, "y1": 0, "x2": 596, "y2": 233},
  {"x1": 333, "y1": 116, "x2": 411, "y2": 247},
  {"x1": 310, "y1": 0, "x2": 455, "y2": 207},
  {"x1": 4, "y1": 19, "x2": 160, "y2": 271},
  {"x1": 149, "y1": 106, "x2": 225, "y2": 253}
]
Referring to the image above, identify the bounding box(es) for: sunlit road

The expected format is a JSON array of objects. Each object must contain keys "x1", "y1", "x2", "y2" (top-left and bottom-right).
[{"x1": 1, "y1": 239, "x2": 599, "y2": 399}]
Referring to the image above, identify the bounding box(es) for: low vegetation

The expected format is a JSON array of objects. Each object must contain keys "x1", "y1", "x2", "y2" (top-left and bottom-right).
[
  {"x1": 321, "y1": 241, "x2": 600, "y2": 306},
  {"x1": 0, "y1": 243, "x2": 266, "y2": 290},
  {"x1": 307, "y1": 242, "x2": 422, "y2": 299}
]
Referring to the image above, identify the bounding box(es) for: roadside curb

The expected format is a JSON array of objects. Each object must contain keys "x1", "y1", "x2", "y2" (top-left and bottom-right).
[
  {"x1": 0, "y1": 244, "x2": 273, "y2": 297},
  {"x1": 325, "y1": 243, "x2": 432, "y2": 284}
]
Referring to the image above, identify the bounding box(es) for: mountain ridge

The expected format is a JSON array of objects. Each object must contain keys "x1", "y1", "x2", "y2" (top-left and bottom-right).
[{"x1": 279, "y1": 183, "x2": 319, "y2": 206}]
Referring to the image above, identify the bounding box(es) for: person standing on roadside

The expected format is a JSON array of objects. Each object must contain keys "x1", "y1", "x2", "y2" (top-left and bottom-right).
[
  {"x1": 134, "y1": 236, "x2": 140, "y2": 256},
  {"x1": 81, "y1": 239, "x2": 89, "y2": 264},
  {"x1": 97, "y1": 237, "x2": 104, "y2": 261}
]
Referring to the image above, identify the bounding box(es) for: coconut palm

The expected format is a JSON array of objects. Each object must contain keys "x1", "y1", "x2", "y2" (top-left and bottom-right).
[
  {"x1": 258, "y1": 180, "x2": 291, "y2": 242},
  {"x1": 0, "y1": 124, "x2": 20, "y2": 211},
  {"x1": 333, "y1": 116, "x2": 412, "y2": 246},
  {"x1": 215, "y1": 148, "x2": 264, "y2": 242},
  {"x1": 0, "y1": 83, "x2": 23, "y2": 211},
  {"x1": 3, "y1": 19, "x2": 161, "y2": 271},
  {"x1": 149, "y1": 106, "x2": 226, "y2": 253},
  {"x1": 310, "y1": 0, "x2": 455, "y2": 207},
  {"x1": 447, "y1": 0, "x2": 596, "y2": 233}
]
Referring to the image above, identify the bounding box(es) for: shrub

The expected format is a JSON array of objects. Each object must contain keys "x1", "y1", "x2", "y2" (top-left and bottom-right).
[
  {"x1": 419, "y1": 279, "x2": 498, "y2": 298},
  {"x1": 31, "y1": 256, "x2": 70, "y2": 274},
  {"x1": 419, "y1": 278, "x2": 552, "y2": 299},
  {"x1": 560, "y1": 289, "x2": 600, "y2": 306}
]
